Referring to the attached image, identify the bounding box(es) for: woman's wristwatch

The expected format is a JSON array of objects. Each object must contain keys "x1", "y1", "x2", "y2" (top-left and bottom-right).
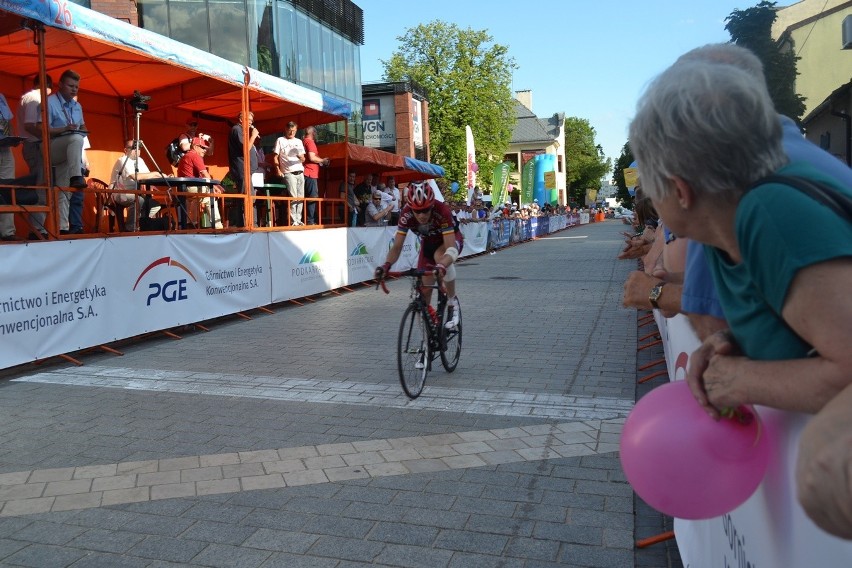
[{"x1": 649, "y1": 282, "x2": 665, "y2": 309}]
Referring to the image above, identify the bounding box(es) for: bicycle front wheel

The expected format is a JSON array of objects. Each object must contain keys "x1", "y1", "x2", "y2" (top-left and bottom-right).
[
  {"x1": 440, "y1": 298, "x2": 462, "y2": 372},
  {"x1": 398, "y1": 303, "x2": 431, "y2": 398}
]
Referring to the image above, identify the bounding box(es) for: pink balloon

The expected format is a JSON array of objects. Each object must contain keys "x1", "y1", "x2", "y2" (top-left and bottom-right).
[{"x1": 619, "y1": 381, "x2": 771, "y2": 520}]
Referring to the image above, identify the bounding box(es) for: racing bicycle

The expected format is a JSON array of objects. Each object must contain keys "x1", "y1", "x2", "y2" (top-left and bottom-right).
[{"x1": 377, "y1": 267, "x2": 462, "y2": 398}]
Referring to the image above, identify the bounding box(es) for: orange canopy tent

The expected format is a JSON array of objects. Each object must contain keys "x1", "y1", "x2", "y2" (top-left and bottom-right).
[{"x1": 0, "y1": 2, "x2": 350, "y2": 219}]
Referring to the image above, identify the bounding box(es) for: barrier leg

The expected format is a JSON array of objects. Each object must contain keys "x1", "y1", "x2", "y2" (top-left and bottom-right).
[{"x1": 636, "y1": 530, "x2": 675, "y2": 548}]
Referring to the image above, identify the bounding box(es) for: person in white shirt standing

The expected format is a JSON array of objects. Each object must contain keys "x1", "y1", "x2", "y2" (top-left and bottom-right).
[
  {"x1": 17, "y1": 74, "x2": 52, "y2": 238},
  {"x1": 0, "y1": 91, "x2": 19, "y2": 241},
  {"x1": 386, "y1": 175, "x2": 401, "y2": 225},
  {"x1": 273, "y1": 121, "x2": 306, "y2": 226}
]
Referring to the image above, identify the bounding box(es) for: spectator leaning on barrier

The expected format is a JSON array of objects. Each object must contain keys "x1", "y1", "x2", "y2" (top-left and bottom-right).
[
  {"x1": 365, "y1": 190, "x2": 392, "y2": 226},
  {"x1": 670, "y1": 43, "x2": 852, "y2": 342},
  {"x1": 796, "y1": 381, "x2": 852, "y2": 540},
  {"x1": 629, "y1": 56, "x2": 852, "y2": 417}
]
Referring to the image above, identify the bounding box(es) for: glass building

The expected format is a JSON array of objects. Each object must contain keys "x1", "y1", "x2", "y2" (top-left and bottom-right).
[{"x1": 135, "y1": 0, "x2": 365, "y2": 143}]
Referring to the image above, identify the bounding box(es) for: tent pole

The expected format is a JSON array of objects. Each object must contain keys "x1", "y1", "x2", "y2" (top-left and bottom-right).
[
  {"x1": 242, "y1": 69, "x2": 253, "y2": 230},
  {"x1": 34, "y1": 22, "x2": 58, "y2": 237},
  {"x1": 344, "y1": 120, "x2": 349, "y2": 227}
]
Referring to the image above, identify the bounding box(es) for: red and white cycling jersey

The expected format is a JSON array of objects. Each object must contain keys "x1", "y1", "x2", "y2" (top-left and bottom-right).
[
  {"x1": 396, "y1": 201, "x2": 464, "y2": 269},
  {"x1": 396, "y1": 201, "x2": 457, "y2": 247}
]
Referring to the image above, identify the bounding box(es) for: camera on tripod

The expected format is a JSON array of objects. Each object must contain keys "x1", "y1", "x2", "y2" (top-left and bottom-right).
[{"x1": 130, "y1": 90, "x2": 151, "y2": 112}]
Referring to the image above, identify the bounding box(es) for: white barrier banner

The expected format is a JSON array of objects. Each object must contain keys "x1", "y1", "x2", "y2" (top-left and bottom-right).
[
  {"x1": 579, "y1": 212, "x2": 590, "y2": 224},
  {"x1": 655, "y1": 314, "x2": 852, "y2": 567},
  {"x1": 3, "y1": 222, "x2": 561, "y2": 370},
  {"x1": 460, "y1": 222, "x2": 488, "y2": 256},
  {"x1": 0, "y1": 234, "x2": 274, "y2": 367},
  {"x1": 1, "y1": 239, "x2": 110, "y2": 361},
  {"x1": 163, "y1": 233, "x2": 272, "y2": 317},
  {"x1": 346, "y1": 227, "x2": 391, "y2": 284},
  {"x1": 379, "y1": 229, "x2": 420, "y2": 272},
  {"x1": 269, "y1": 228, "x2": 348, "y2": 301}
]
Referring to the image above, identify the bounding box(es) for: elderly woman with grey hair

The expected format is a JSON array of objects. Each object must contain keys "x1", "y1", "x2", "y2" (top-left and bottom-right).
[{"x1": 628, "y1": 59, "x2": 852, "y2": 418}]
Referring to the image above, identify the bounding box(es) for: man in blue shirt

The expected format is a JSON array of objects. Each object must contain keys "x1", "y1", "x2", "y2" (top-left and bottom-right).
[{"x1": 43, "y1": 69, "x2": 87, "y2": 234}]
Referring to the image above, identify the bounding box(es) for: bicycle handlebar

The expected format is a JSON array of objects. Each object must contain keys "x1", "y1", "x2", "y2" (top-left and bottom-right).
[{"x1": 375, "y1": 266, "x2": 446, "y2": 295}]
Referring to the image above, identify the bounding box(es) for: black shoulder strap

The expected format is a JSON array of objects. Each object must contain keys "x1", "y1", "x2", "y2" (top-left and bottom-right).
[{"x1": 753, "y1": 174, "x2": 852, "y2": 222}]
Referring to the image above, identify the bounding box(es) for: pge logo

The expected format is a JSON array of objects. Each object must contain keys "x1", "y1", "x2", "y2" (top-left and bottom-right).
[{"x1": 132, "y1": 257, "x2": 197, "y2": 306}]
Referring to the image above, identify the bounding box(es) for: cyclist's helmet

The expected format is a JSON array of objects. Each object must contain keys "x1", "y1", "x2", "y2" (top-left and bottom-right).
[{"x1": 406, "y1": 181, "x2": 434, "y2": 211}]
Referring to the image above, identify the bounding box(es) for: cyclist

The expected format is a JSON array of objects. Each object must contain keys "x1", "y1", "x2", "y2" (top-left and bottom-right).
[{"x1": 375, "y1": 181, "x2": 463, "y2": 329}]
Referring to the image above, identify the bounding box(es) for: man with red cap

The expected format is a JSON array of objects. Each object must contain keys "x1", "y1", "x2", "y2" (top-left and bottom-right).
[{"x1": 177, "y1": 136, "x2": 222, "y2": 228}]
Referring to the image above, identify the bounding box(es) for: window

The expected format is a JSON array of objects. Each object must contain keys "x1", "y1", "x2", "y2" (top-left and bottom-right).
[
  {"x1": 168, "y1": 0, "x2": 210, "y2": 53},
  {"x1": 503, "y1": 153, "x2": 520, "y2": 172},
  {"x1": 137, "y1": 0, "x2": 169, "y2": 36},
  {"x1": 209, "y1": 0, "x2": 249, "y2": 65}
]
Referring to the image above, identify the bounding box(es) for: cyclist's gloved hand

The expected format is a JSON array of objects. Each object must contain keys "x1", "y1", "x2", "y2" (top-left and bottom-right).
[
  {"x1": 375, "y1": 262, "x2": 391, "y2": 280},
  {"x1": 434, "y1": 263, "x2": 447, "y2": 278}
]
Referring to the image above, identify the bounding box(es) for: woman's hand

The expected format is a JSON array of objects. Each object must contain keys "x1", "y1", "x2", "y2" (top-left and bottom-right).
[{"x1": 686, "y1": 330, "x2": 742, "y2": 419}]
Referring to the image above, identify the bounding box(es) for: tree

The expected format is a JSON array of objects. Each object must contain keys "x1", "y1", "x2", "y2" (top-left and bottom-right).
[
  {"x1": 611, "y1": 142, "x2": 635, "y2": 208},
  {"x1": 382, "y1": 21, "x2": 516, "y2": 192},
  {"x1": 564, "y1": 116, "x2": 611, "y2": 205},
  {"x1": 726, "y1": 1, "x2": 806, "y2": 121}
]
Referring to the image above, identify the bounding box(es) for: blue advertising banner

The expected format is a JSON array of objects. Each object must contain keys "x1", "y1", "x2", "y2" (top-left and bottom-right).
[{"x1": 489, "y1": 219, "x2": 512, "y2": 250}]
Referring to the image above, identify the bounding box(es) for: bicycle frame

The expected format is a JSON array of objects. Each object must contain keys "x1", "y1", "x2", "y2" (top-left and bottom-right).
[
  {"x1": 379, "y1": 266, "x2": 461, "y2": 398},
  {"x1": 381, "y1": 268, "x2": 446, "y2": 351}
]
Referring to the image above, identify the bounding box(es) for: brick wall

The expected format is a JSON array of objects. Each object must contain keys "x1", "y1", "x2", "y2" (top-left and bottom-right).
[{"x1": 90, "y1": 0, "x2": 139, "y2": 26}]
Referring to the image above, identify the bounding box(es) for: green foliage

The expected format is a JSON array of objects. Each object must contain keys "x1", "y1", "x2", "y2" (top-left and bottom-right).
[
  {"x1": 382, "y1": 21, "x2": 517, "y2": 186},
  {"x1": 611, "y1": 142, "x2": 635, "y2": 208},
  {"x1": 564, "y1": 116, "x2": 611, "y2": 205},
  {"x1": 725, "y1": 1, "x2": 806, "y2": 121}
]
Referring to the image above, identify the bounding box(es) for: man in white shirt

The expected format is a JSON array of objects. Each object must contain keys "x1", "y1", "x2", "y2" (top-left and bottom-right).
[
  {"x1": 17, "y1": 74, "x2": 52, "y2": 238},
  {"x1": 386, "y1": 175, "x2": 401, "y2": 225},
  {"x1": 273, "y1": 121, "x2": 306, "y2": 226},
  {"x1": 110, "y1": 140, "x2": 166, "y2": 231}
]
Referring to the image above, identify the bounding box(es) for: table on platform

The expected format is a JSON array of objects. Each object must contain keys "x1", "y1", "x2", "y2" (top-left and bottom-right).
[{"x1": 138, "y1": 177, "x2": 221, "y2": 230}]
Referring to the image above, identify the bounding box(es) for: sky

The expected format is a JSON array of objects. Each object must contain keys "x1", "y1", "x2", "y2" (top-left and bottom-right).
[{"x1": 355, "y1": 0, "x2": 796, "y2": 169}]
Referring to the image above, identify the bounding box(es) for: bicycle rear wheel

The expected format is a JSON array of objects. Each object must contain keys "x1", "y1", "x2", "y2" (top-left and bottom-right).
[
  {"x1": 440, "y1": 298, "x2": 462, "y2": 372},
  {"x1": 398, "y1": 303, "x2": 431, "y2": 398}
]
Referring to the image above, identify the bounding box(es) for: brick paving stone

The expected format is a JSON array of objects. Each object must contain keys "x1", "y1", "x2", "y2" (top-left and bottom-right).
[
  {"x1": 127, "y1": 535, "x2": 207, "y2": 563},
  {"x1": 190, "y1": 542, "x2": 273, "y2": 568},
  {"x1": 3, "y1": 543, "x2": 87, "y2": 568}
]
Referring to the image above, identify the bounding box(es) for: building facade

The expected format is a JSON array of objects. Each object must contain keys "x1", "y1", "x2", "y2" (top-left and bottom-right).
[
  {"x1": 503, "y1": 90, "x2": 566, "y2": 206},
  {"x1": 88, "y1": 0, "x2": 366, "y2": 143},
  {"x1": 773, "y1": 0, "x2": 852, "y2": 164},
  {"x1": 361, "y1": 81, "x2": 431, "y2": 161}
]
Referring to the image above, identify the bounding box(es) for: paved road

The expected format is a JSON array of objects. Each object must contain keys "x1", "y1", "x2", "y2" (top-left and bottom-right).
[{"x1": 0, "y1": 221, "x2": 682, "y2": 567}]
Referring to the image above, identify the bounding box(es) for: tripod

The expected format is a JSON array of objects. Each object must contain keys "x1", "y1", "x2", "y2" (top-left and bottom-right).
[{"x1": 126, "y1": 107, "x2": 193, "y2": 230}]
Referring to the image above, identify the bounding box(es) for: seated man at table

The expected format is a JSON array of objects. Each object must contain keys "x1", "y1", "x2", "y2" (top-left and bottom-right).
[
  {"x1": 110, "y1": 140, "x2": 167, "y2": 232},
  {"x1": 177, "y1": 136, "x2": 222, "y2": 228}
]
